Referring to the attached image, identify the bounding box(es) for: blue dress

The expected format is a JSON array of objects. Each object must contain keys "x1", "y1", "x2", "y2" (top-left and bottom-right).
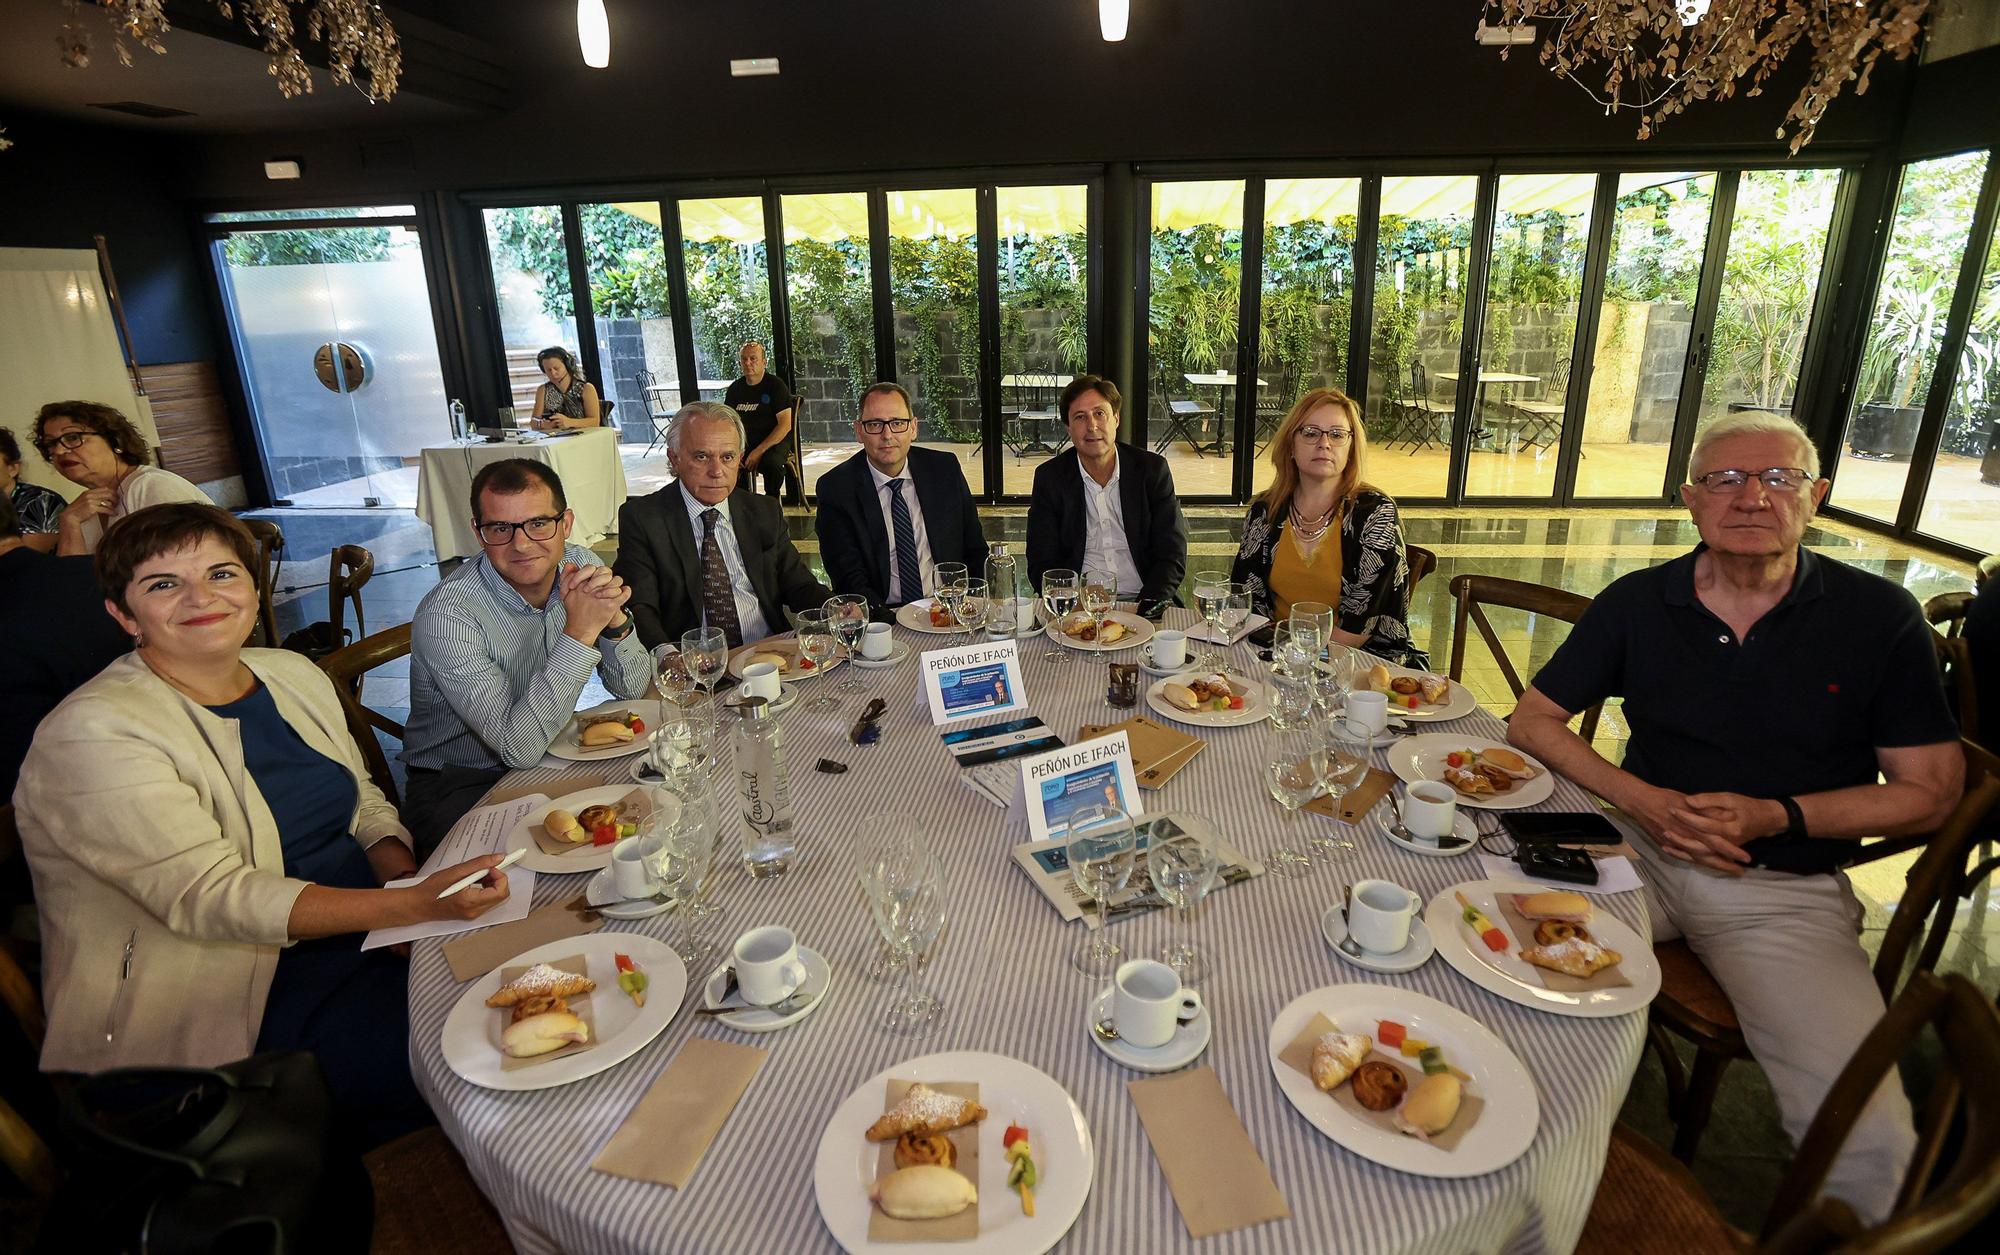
[{"x1": 207, "y1": 683, "x2": 430, "y2": 1150}]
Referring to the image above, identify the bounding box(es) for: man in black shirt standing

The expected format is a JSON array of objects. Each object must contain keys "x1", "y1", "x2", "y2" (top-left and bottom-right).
[
  {"x1": 724, "y1": 341, "x2": 799, "y2": 503},
  {"x1": 1509, "y1": 413, "x2": 1961, "y2": 1224}
]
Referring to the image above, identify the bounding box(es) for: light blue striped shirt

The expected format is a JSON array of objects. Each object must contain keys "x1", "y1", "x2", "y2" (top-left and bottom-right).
[{"x1": 404, "y1": 544, "x2": 653, "y2": 771}]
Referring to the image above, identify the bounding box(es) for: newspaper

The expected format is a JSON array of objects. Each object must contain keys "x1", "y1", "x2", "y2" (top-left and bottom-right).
[{"x1": 1009, "y1": 812, "x2": 1262, "y2": 930}]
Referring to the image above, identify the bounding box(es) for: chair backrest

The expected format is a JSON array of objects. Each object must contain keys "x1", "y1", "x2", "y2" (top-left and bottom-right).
[
  {"x1": 1409, "y1": 360, "x2": 1427, "y2": 396},
  {"x1": 317, "y1": 623, "x2": 412, "y2": 807},
  {"x1": 1759, "y1": 973, "x2": 2000, "y2": 1252},
  {"x1": 1446, "y1": 572, "x2": 1601, "y2": 742},
  {"x1": 1874, "y1": 739, "x2": 2000, "y2": 1000},
  {"x1": 242, "y1": 518, "x2": 285, "y2": 648},
  {"x1": 1932, "y1": 633, "x2": 1979, "y2": 744},
  {"x1": 1923, "y1": 591, "x2": 1973, "y2": 640},
  {"x1": 328, "y1": 544, "x2": 375, "y2": 646},
  {"x1": 1407, "y1": 544, "x2": 1437, "y2": 591}
]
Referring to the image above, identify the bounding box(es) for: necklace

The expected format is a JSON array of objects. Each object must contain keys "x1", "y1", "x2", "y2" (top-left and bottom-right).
[{"x1": 1289, "y1": 499, "x2": 1337, "y2": 544}]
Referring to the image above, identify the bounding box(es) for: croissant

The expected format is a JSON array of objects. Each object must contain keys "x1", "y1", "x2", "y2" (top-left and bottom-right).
[
  {"x1": 865, "y1": 1083, "x2": 987, "y2": 1141},
  {"x1": 1520, "y1": 937, "x2": 1621, "y2": 979},
  {"x1": 486, "y1": 962, "x2": 597, "y2": 1008},
  {"x1": 1310, "y1": 1029, "x2": 1372, "y2": 1092}
]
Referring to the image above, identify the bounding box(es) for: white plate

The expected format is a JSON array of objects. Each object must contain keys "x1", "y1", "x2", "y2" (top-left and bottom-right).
[
  {"x1": 1266, "y1": 984, "x2": 1539, "y2": 1177},
  {"x1": 812, "y1": 1050, "x2": 1093, "y2": 1255},
  {"x1": 583, "y1": 865, "x2": 675, "y2": 919},
  {"x1": 1087, "y1": 988, "x2": 1212, "y2": 1072},
  {"x1": 1144, "y1": 671, "x2": 1270, "y2": 729},
  {"x1": 1387, "y1": 734, "x2": 1557, "y2": 810},
  {"x1": 1383, "y1": 811, "x2": 1480, "y2": 858},
  {"x1": 1043, "y1": 610, "x2": 1155, "y2": 653},
  {"x1": 440, "y1": 933, "x2": 687, "y2": 1092},
  {"x1": 1320, "y1": 912, "x2": 1436, "y2": 973},
  {"x1": 850, "y1": 640, "x2": 915, "y2": 668},
  {"x1": 896, "y1": 598, "x2": 974, "y2": 635},
  {"x1": 728, "y1": 635, "x2": 844, "y2": 681},
  {"x1": 1371, "y1": 663, "x2": 1479, "y2": 722},
  {"x1": 505, "y1": 785, "x2": 679, "y2": 875},
  {"x1": 698, "y1": 946, "x2": 835, "y2": 1032},
  {"x1": 546, "y1": 698, "x2": 662, "y2": 762},
  {"x1": 1425, "y1": 879, "x2": 1660, "y2": 1018}
]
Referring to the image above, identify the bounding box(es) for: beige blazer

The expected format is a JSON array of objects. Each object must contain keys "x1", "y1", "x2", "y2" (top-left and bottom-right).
[{"x1": 13, "y1": 648, "x2": 410, "y2": 1073}]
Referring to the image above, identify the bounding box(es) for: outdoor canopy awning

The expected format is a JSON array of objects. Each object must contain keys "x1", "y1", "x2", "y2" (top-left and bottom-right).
[{"x1": 613, "y1": 184, "x2": 1090, "y2": 245}]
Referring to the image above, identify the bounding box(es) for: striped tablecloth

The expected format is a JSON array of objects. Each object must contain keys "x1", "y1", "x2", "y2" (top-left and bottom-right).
[{"x1": 407, "y1": 611, "x2": 1647, "y2": 1255}]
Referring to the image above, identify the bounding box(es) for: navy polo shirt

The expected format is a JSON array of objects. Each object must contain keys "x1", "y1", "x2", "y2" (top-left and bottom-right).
[{"x1": 1531, "y1": 545, "x2": 1957, "y2": 874}]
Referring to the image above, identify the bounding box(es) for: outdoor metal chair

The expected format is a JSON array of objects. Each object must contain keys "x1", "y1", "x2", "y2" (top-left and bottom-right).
[
  {"x1": 1153, "y1": 398, "x2": 1219, "y2": 457},
  {"x1": 635, "y1": 369, "x2": 673, "y2": 455},
  {"x1": 1400, "y1": 361, "x2": 1453, "y2": 454}
]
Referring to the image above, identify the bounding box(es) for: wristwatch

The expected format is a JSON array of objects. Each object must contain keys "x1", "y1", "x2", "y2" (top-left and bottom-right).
[
  {"x1": 600, "y1": 612, "x2": 634, "y2": 642},
  {"x1": 1776, "y1": 795, "x2": 1808, "y2": 840}
]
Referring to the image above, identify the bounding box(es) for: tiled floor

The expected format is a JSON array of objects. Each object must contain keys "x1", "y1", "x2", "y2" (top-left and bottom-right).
[{"x1": 252, "y1": 498, "x2": 1988, "y2": 1232}]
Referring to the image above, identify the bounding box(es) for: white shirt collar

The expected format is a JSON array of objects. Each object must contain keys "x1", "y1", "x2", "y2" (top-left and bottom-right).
[
  {"x1": 867, "y1": 458, "x2": 915, "y2": 492},
  {"x1": 1078, "y1": 449, "x2": 1120, "y2": 493},
  {"x1": 681, "y1": 484, "x2": 732, "y2": 529}
]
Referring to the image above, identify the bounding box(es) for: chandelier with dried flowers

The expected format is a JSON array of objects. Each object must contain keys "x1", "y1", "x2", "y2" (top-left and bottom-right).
[
  {"x1": 57, "y1": 0, "x2": 403, "y2": 102},
  {"x1": 1480, "y1": 1, "x2": 1931, "y2": 154}
]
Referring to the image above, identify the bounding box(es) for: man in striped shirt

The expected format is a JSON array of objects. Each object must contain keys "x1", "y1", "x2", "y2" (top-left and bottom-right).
[{"x1": 403, "y1": 459, "x2": 651, "y2": 858}]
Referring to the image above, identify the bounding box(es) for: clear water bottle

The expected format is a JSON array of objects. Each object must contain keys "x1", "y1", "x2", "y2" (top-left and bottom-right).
[
  {"x1": 449, "y1": 397, "x2": 467, "y2": 441},
  {"x1": 732, "y1": 697, "x2": 796, "y2": 878},
  {"x1": 984, "y1": 539, "x2": 1027, "y2": 637}
]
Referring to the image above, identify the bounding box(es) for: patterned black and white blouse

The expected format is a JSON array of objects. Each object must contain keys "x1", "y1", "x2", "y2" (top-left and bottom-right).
[
  {"x1": 1230, "y1": 487, "x2": 1427, "y2": 668},
  {"x1": 537, "y1": 375, "x2": 587, "y2": 420},
  {"x1": 10, "y1": 481, "x2": 65, "y2": 534}
]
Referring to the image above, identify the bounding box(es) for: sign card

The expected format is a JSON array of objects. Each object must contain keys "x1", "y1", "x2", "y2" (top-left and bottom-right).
[
  {"x1": 1015, "y1": 731, "x2": 1144, "y2": 841},
  {"x1": 919, "y1": 639, "x2": 1028, "y2": 725}
]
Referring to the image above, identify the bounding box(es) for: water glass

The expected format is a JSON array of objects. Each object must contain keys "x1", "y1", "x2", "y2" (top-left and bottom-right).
[
  {"x1": 1262, "y1": 725, "x2": 1322, "y2": 878},
  {"x1": 1080, "y1": 576, "x2": 1117, "y2": 642},
  {"x1": 1218, "y1": 581, "x2": 1251, "y2": 675},
  {"x1": 642, "y1": 782, "x2": 716, "y2": 969},
  {"x1": 958, "y1": 579, "x2": 991, "y2": 642},
  {"x1": 823, "y1": 594, "x2": 869, "y2": 694},
  {"x1": 1146, "y1": 826, "x2": 1222, "y2": 982},
  {"x1": 795, "y1": 609, "x2": 839, "y2": 710},
  {"x1": 1066, "y1": 803, "x2": 1137, "y2": 977},
  {"x1": 1192, "y1": 568, "x2": 1231, "y2": 671},
  {"x1": 1041, "y1": 569, "x2": 1078, "y2": 662},
  {"x1": 1273, "y1": 617, "x2": 1323, "y2": 680},
  {"x1": 1311, "y1": 719, "x2": 1369, "y2": 861},
  {"x1": 861, "y1": 843, "x2": 947, "y2": 1035},
  {"x1": 652, "y1": 643, "x2": 693, "y2": 703},
  {"x1": 854, "y1": 812, "x2": 923, "y2": 985},
  {"x1": 932, "y1": 561, "x2": 969, "y2": 630},
  {"x1": 1290, "y1": 601, "x2": 1335, "y2": 653},
  {"x1": 679, "y1": 627, "x2": 728, "y2": 699}
]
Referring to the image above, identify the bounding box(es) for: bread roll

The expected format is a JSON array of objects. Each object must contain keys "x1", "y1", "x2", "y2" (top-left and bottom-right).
[
  {"x1": 580, "y1": 721, "x2": 635, "y2": 747},
  {"x1": 544, "y1": 809, "x2": 585, "y2": 844},
  {"x1": 1515, "y1": 890, "x2": 1592, "y2": 923},
  {"x1": 501, "y1": 1009, "x2": 588, "y2": 1058},
  {"x1": 1394, "y1": 1073, "x2": 1462, "y2": 1137},
  {"x1": 1477, "y1": 747, "x2": 1533, "y2": 778},
  {"x1": 870, "y1": 1165, "x2": 976, "y2": 1219},
  {"x1": 1162, "y1": 682, "x2": 1199, "y2": 711},
  {"x1": 1366, "y1": 663, "x2": 1392, "y2": 693}
]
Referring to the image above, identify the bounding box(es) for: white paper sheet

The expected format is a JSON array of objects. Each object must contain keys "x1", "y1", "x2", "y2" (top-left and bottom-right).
[
  {"x1": 1183, "y1": 613, "x2": 1270, "y2": 646},
  {"x1": 1476, "y1": 852, "x2": 1643, "y2": 897},
  {"x1": 360, "y1": 867, "x2": 535, "y2": 951},
  {"x1": 416, "y1": 796, "x2": 545, "y2": 876}
]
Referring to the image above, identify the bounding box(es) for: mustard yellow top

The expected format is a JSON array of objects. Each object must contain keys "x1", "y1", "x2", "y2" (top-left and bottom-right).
[{"x1": 1267, "y1": 514, "x2": 1341, "y2": 624}]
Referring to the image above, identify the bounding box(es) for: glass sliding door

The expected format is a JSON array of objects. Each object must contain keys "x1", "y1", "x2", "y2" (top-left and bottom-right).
[
  {"x1": 1255, "y1": 178, "x2": 1361, "y2": 495},
  {"x1": 481, "y1": 206, "x2": 576, "y2": 418},
  {"x1": 887, "y1": 188, "x2": 984, "y2": 493},
  {"x1": 1574, "y1": 172, "x2": 1717, "y2": 498},
  {"x1": 1916, "y1": 188, "x2": 2000, "y2": 550},
  {"x1": 1148, "y1": 179, "x2": 1245, "y2": 498},
  {"x1": 1463, "y1": 174, "x2": 1596, "y2": 498},
  {"x1": 1832, "y1": 151, "x2": 1991, "y2": 524},
  {"x1": 780, "y1": 191, "x2": 876, "y2": 495},
  {"x1": 997, "y1": 185, "x2": 1089, "y2": 494},
  {"x1": 1367, "y1": 175, "x2": 1478, "y2": 500},
  {"x1": 680, "y1": 195, "x2": 774, "y2": 401},
  {"x1": 581, "y1": 202, "x2": 674, "y2": 443}
]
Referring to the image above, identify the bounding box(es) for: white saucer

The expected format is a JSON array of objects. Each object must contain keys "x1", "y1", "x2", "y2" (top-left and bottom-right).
[
  {"x1": 1318, "y1": 911, "x2": 1436, "y2": 974},
  {"x1": 723, "y1": 681, "x2": 798, "y2": 714},
  {"x1": 1140, "y1": 658, "x2": 1193, "y2": 678},
  {"x1": 1382, "y1": 811, "x2": 1480, "y2": 858},
  {"x1": 1087, "y1": 988, "x2": 1212, "y2": 1072},
  {"x1": 583, "y1": 866, "x2": 675, "y2": 919},
  {"x1": 699, "y1": 945, "x2": 834, "y2": 1033},
  {"x1": 850, "y1": 641, "x2": 913, "y2": 669}
]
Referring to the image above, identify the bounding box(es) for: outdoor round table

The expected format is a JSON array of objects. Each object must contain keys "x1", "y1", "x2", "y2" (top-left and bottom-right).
[{"x1": 407, "y1": 609, "x2": 1648, "y2": 1254}]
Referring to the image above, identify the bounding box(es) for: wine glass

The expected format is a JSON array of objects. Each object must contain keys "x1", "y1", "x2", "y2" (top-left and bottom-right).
[
  {"x1": 1080, "y1": 576, "x2": 1117, "y2": 645},
  {"x1": 795, "y1": 609, "x2": 839, "y2": 710},
  {"x1": 1273, "y1": 617, "x2": 1323, "y2": 681},
  {"x1": 679, "y1": 627, "x2": 728, "y2": 701},
  {"x1": 1263, "y1": 724, "x2": 1322, "y2": 878},
  {"x1": 1290, "y1": 600, "x2": 1335, "y2": 657},
  {"x1": 861, "y1": 844, "x2": 947, "y2": 1035},
  {"x1": 823, "y1": 594, "x2": 869, "y2": 695},
  {"x1": 1147, "y1": 825, "x2": 1222, "y2": 982},
  {"x1": 642, "y1": 781, "x2": 715, "y2": 969},
  {"x1": 1315, "y1": 644, "x2": 1367, "y2": 722},
  {"x1": 652, "y1": 643, "x2": 693, "y2": 704},
  {"x1": 1040, "y1": 569, "x2": 1078, "y2": 662},
  {"x1": 1066, "y1": 803, "x2": 1136, "y2": 977},
  {"x1": 854, "y1": 812, "x2": 923, "y2": 985},
  {"x1": 1218, "y1": 580, "x2": 1252, "y2": 676},
  {"x1": 1310, "y1": 718, "x2": 1369, "y2": 861},
  {"x1": 957, "y1": 579, "x2": 990, "y2": 643},
  {"x1": 932, "y1": 561, "x2": 969, "y2": 630},
  {"x1": 1192, "y1": 568, "x2": 1231, "y2": 671}
]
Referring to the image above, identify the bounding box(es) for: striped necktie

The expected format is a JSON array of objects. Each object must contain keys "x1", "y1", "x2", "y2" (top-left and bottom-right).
[
  {"x1": 698, "y1": 507, "x2": 744, "y2": 648},
  {"x1": 887, "y1": 478, "x2": 922, "y2": 605}
]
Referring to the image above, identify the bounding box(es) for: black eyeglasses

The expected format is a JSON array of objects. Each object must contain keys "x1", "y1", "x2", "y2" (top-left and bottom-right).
[
  {"x1": 475, "y1": 514, "x2": 564, "y2": 545},
  {"x1": 33, "y1": 431, "x2": 93, "y2": 456},
  {"x1": 859, "y1": 418, "x2": 913, "y2": 435},
  {"x1": 1295, "y1": 425, "x2": 1351, "y2": 446},
  {"x1": 1690, "y1": 467, "x2": 1812, "y2": 494}
]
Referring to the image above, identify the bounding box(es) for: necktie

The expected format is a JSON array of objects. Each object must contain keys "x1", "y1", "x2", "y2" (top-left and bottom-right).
[
  {"x1": 887, "y1": 478, "x2": 922, "y2": 605},
  {"x1": 699, "y1": 507, "x2": 744, "y2": 648}
]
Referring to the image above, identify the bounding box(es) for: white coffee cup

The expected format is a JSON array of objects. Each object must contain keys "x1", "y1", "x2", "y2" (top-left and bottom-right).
[
  {"x1": 1148, "y1": 629, "x2": 1188, "y2": 670},
  {"x1": 1012, "y1": 596, "x2": 1037, "y2": 632},
  {"x1": 1112, "y1": 959, "x2": 1203, "y2": 1049},
  {"x1": 733, "y1": 925, "x2": 809, "y2": 1005},
  {"x1": 1403, "y1": 780, "x2": 1458, "y2": 840},
  {"x1": 1344, "y1": 689, "x2": 1390, "y2": 737},
  {"x1": 740, "y1": 661, "x2": 781, "y2": 701},
  {"x1": 1348, "y1": 878, "x2": 1423, "y2": 954},
  {"x1": 609, "y1": 835, "x2": 657, "y2": 901},
  {"x1": 862, "y1": 622, "x2": 894, "y2": 659}
]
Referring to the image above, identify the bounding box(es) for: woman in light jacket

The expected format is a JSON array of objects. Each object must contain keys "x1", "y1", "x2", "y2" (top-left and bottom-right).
[{"x1": 15, "y1": 503, "x2": 510, "y2": 1149}]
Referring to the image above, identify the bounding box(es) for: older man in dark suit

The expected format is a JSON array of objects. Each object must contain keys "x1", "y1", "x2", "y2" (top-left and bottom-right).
[
  {"x1": 1026, "y1": 374, "x2": 1187, "y2": 613},
  {"x1": 813, "y1": 382, "x2": 988, "y2": 612},
  {"x1": 614, "y1": 401, "x2": 829, "y2": 650}
]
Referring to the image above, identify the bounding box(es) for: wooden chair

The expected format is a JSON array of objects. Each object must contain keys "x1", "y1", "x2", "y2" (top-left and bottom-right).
[
  {"x1": 1924, "y1": 591, "x2": 1973, "y2": 640},
  {"x1": 363, "y1": 1126, "x2": 511, "y2": 1254},
  {"x1": 318, "y1": 624, "x2": 412, "y2": 808},
  {"x1": 242, "y1": 518, "x2": 286, "y2": 648},
  {"x1": 1582, "y1": 972, "x2": 2000, "y2": 1255},
  {"x1": 1406, "y1": 544, "x2": 1437, "y2": 592},
  {"x1": 1934, "y1": 634, "x2": 1979, "y2": 744},
  {"x1": 329, "y1": 544, "x2": 376, "y2": 648},
  {"x1": 0, "y1": 806, "x2": 53, "y2": 1197},
  {"x1": 1444, "y1": 572, "x2": 1601, "y2": 741},
  {"x1": 1649, "y1": 739, "x2": 2000, "y2": 1165}
]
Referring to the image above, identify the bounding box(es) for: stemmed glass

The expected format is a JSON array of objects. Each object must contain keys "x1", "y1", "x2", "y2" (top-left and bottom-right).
[
  {"x1": 1192, "y1": 569, "x2": 1231, "y2": 671},
  {"x1": 1040, "y1": 569, "x2": 1078, "y2": 662},
  {"x1": 932, "y1": 561, "x2": 969, "y2": 631},
  {"x1": 823, "y1": 594, "x2": 869, "y2": 695},
  {"x1": 795, "y1": 609, "x2": 839, "y2": 710},
  {"x1": 958, "y1": 579, "x2": 991, "y2": 643},
  {"x1": 1147, "y1": 826, "x2": 1222, "y2": 982},
  {"x1": 1314, "y1": 644, "x2": 1367, "y2": 723},
  {"x1": 1273, "y1": 617, "x2": 1324, "y2": 681},
  {"x1": 861, "y1": 843, "x2": 947, "y2": 1035},
  {"x1": 651, "y1": 689, "x2": 717, "y2": 782},
  {"x1": 1290, "y1": 601, "x2": 1335, "y2": 656},
  {"x1": 652, "y1": 643, "x2": 693, "y2": 704},
  {"x1": 641, "y1": 779, "x2": 716, "y2": 969},
  {"x1": 1263, "y1": 724, "x2": 1323, "y2": 878},
  {"x1": 1310, "y1": 718, "x2": 1368, "y2": 862},
  {"x1": 1218, "y1": 580, "x2": 1252, "y2": 677},
  {"x1": 854, "y1": 812, "x2": 922, "y2": 985},
  {"x1": 1080, "y1": 576, "x2": 1117, "y2": 645},
  {"x1": 1066, "y1": 803, "x2": 1137, "y2": 977},
  {"x1": 679, "y1": 627, "x2": 728, "y2": 702}
]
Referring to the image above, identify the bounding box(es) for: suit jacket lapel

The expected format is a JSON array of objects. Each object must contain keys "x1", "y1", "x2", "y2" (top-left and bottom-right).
[
  {"x1": 910, "y1": 450, "x2": 958, "y2": 568},
  {"x1": 1116, "y1": 447, "x2": 1148, "y2": 572},
  {"x1": 667, "y1": 484, "x2": 702, "y2": 597},
  {"x1": 854, "y1": 466, "x2": 893, "y2": 596},
  {"x1": 730, "y1": 489, "x2": 781, "y2": 616}
]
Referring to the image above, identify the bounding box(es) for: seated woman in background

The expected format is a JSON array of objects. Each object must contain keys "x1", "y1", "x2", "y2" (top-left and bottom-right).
[
  {"x1": 15, "y1": 504, "x2": 510, "y2": 1150},
  {"x1": 34, "y1": 400, "x2": 211, "y2": 555},
  {"x1": 1231, "y1": 387, "x2": 1426, "y2": 667},
  {"x1": 2, "y1": 427, "x2": 66, "y2": 553},
  {"x1": 530, "y1": 346, "x2": 602, "y2": 430}
]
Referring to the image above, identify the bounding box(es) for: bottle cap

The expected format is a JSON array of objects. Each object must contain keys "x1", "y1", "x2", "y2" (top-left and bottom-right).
[{"x1": 735, "y1": 696, "x2": 772, "y2": 721}]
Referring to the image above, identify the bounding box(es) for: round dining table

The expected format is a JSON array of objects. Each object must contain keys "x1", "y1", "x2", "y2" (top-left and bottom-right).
[{"x1": 407, "y1": 609, "x2": 1649, "y2": 1254}]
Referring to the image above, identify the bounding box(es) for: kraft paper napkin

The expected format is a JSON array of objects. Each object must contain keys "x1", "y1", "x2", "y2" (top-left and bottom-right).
[
  {"x1": 1305, "y1": 767, "x2": 1396, "y2": 823},
  {"x1": 1494, "y1": 895, "x2": 1631, "y2": 993},
  {"x1": 1276, "y1": 1013, "x2": 1485, "y2": 1151},
  {"x1": 530, "y1": 786, "x2": 654, "y2": 857},
  {"x1": 868, "y1": 1080, "x2": 982, "y2": 1242},
  {"x1": 444, "y1": 894, "x2": 604, "y2": 983},
  {"x1": 592, "y1": 1038, "x2": 768, "y2": 1189},
  {"x1": 1128, "y1": 1068, "x2": 1289, "y2": 1240},
  {"x1": 1077, "y1": 715, "x2": 1206, "y2": 789}
]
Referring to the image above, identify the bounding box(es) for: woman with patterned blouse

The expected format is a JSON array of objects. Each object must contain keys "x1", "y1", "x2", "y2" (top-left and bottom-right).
[
  {"x1": 529, "y1": 346, "x2": 602, "y2": 431},
  {"x1": 1229, "y1": 387, "x2": 1426, "y2": 667},
  {"x1": 1, "y1": 427, "x2": 66, "y2": 552}
]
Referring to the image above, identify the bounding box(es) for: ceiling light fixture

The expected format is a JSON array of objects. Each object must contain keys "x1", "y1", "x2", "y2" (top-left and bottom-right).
[
  {"x1": 578, "y1": 0, "x2": 611, "y2": 69},
  {"x1": 1099, "y1": 0, "x2": 1129, "y2": 43}
]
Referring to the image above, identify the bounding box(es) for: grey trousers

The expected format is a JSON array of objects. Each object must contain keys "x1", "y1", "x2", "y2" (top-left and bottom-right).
[{"x1": 402, "y1": 763, "x2": 508, "y2": 864}]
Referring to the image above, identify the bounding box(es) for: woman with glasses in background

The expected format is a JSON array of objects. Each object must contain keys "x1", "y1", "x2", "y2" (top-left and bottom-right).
[
  {"x1": 33, "y1": 400, "x2": 211, "y2": 555},
  {"x1": 1230, "y1": 387, "x2": 1426, "y2": 667}
]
